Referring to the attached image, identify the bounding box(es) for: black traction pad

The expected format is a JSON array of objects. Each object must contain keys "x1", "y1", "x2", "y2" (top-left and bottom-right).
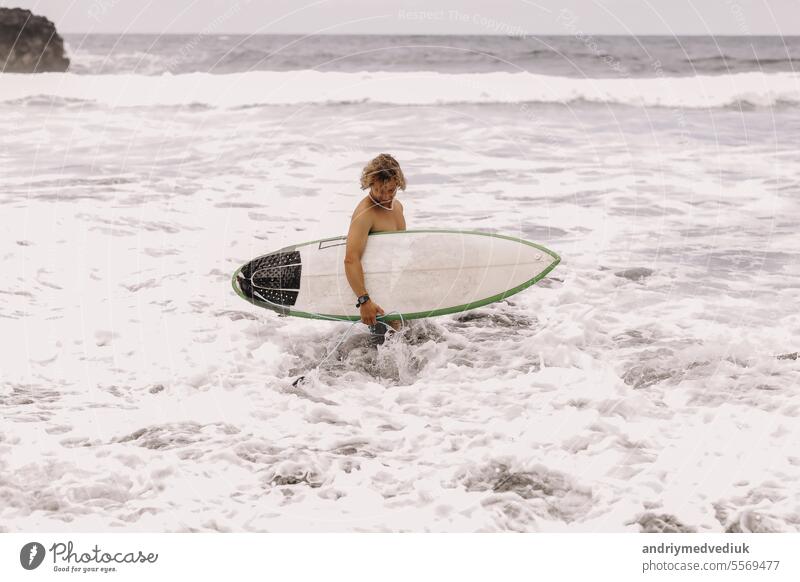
[{"x1": 239, "y1": 251, "x2": 301, "y2": 307}]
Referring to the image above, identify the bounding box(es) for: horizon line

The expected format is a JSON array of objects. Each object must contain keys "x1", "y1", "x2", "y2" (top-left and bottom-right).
[{"x1": 60, "y1": 32, "x2": 800, "y2": 37}]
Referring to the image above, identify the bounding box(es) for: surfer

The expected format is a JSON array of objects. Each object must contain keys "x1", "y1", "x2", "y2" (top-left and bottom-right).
[{"x1": 344, "y1": 153, "x2": 407, "y2": 335}]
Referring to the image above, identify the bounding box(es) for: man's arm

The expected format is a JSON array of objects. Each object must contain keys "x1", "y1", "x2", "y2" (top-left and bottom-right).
[
  {"x1": 396, "y1": 200, "x2": 406, "y2": 230},
  {"x1": 344, "y1": 212, "x2": 384, "y2": 325}
]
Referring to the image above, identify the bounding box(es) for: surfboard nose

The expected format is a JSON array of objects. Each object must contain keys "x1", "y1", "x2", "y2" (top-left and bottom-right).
[{"x1": 237, "y1": 250, "x2": 302, "y2": 307}]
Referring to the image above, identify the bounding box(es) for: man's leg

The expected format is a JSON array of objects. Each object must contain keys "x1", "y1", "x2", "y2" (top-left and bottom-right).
[
  {"x1": 385, "y1": 319, "x2": 402, "y2": 331},
  {"x1": 367, "y1": 322, "x2": 388, "y2": 345}
]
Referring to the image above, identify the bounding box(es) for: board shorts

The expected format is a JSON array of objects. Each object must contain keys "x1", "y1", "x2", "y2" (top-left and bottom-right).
[
  {"x1": 368, "y1": 321, "x2": 403, "y2": 344},
  {"x1": 368, "y1": 323, "x2": 389, "y2": 336}
]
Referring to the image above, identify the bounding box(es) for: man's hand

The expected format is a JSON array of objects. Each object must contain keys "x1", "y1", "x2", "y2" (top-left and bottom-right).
[{"x1": 359, "y1": 299, "x2": 385, "y2": 326}]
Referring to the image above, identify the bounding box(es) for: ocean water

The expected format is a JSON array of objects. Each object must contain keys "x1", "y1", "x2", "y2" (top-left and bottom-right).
[{"x1": 0, "y1": 35, "x2": 798, "y2": 533}]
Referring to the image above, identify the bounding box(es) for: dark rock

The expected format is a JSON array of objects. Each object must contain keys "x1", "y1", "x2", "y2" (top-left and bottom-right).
[{"x1": 0, "y1": 7, "x2": 69, "y2": 73}]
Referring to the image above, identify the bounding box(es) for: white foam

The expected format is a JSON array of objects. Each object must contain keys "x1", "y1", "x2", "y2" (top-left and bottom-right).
[
  {"x1": 1, "y1": 96, "x2": 797, "y2": 533},
  {"x1": 1, "y1": 70, "x2": 798, "y2": 108}
]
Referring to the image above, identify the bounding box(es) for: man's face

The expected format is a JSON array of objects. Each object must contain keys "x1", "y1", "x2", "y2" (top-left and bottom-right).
[{"x1": 371, "y1": 179, "x2": 398, "y2": 205}]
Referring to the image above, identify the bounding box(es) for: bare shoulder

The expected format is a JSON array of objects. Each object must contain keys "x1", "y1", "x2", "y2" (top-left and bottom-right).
[{"x1": 350, "y1": 196, "x2": 374, "y2": 224}]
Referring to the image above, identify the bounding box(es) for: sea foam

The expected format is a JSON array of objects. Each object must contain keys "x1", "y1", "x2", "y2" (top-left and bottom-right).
[{"x1": 1, "y1": 70, "x2": 798, "y2": 109}]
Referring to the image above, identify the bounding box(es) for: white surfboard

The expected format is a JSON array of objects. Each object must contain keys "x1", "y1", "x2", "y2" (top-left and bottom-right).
[{"x1": 233, "y1": 229, "x2": 560, "y2": 321}]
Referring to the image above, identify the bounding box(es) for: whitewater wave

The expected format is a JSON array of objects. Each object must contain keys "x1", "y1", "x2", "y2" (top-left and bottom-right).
[{"x1": 1, "y1": 70, "x2": 798, "y2": 109}]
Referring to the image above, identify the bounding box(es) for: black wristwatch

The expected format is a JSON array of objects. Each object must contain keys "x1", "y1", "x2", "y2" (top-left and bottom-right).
[{"x1": 356, "y1": 294, "x2": 370, "y2": 308}]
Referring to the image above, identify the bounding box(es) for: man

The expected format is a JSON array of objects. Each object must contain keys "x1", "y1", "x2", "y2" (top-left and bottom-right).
[{"x1": 343, "y1": 154, "x2": 406, "y2": 335}]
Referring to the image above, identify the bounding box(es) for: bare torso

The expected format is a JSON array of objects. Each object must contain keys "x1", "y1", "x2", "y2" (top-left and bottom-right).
[
  {"x1": 352, "y1": 196, "x2": 406, "y2": 232},
  {"x1": 344, "y1": 193, "x2": 406, "y2": 331}
]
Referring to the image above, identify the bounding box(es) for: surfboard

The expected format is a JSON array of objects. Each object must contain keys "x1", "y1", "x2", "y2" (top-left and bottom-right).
[{"x1": 232, "y1": 229, "x2": 560, "y2": 321}]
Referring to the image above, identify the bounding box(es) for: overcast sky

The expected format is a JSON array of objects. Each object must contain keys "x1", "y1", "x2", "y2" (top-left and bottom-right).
[{"x1": 4, "y1": 0, "x2": 799, "y2": 35}]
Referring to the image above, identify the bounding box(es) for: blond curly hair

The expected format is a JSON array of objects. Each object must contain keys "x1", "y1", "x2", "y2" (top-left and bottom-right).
[{"x1": 360, "y1": 153, "x2": 406, "y2": 191}]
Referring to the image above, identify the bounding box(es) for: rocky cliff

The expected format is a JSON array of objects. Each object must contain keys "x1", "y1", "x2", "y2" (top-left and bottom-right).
[{"x1": 0, "y1": 7, "x2": 69, "y2": 72}]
